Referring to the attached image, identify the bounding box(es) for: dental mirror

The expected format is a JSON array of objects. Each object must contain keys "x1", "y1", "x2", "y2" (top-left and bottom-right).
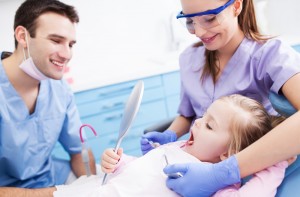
[{"x1": 102, "y1": 80, "x2": 144, "y2": 185}]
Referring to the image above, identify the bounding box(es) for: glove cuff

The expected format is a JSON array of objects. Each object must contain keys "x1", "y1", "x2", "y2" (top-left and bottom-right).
[
  {"x1": 164, "y1": 130, "x2": 177, "y2": 142},
  {"x1": 214, "y1": 155, "x2": 241, "y2": 186}
]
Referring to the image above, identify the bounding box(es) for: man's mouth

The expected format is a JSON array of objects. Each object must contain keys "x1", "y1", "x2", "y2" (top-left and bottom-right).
[{"x1": 51, "y1": 60, "x2": 65, "y2": 67}]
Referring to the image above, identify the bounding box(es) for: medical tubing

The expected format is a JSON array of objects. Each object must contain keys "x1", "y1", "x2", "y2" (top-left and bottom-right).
[
  {"x1": 79, "y1": 124, "x2": 97, "y2": 143},
  {"x1": 81, "y1": 143, "x2": 91, "y2": 177},
  {"x1": 79, "y1": 124, "x2": 97, "y2": 176}
]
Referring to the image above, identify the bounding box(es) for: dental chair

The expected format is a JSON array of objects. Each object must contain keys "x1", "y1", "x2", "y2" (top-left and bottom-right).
[{"x1": 143, "y1": 92, "x2": 299, "y2": 197}]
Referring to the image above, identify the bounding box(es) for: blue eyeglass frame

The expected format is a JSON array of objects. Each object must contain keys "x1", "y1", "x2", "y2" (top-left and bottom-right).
[{"x1": 176, "y1": 0, "x2": 235, "y2": 19}]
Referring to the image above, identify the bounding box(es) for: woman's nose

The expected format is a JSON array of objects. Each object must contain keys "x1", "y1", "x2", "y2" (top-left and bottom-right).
[{"x1": 193, "y1": 24, "x2": 207, "y2": 38}]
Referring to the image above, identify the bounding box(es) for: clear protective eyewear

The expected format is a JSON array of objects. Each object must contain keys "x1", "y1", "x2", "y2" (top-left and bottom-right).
[{"x1": 176, "y1": 0, "x2": 235, "y2": 33}]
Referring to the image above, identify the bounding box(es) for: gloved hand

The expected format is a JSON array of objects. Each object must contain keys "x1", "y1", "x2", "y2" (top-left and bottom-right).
[
  {"x1": 140, "y1": 130, "x2": 177, "y2": 155},
  {"x1": 163, "y1": 156, "x2": 240, "y2": 197}
]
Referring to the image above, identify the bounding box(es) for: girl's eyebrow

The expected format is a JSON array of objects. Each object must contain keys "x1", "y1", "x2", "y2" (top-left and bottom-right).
[{"x1": 205, "y1": 110, "x2": 219, "y2": 128}]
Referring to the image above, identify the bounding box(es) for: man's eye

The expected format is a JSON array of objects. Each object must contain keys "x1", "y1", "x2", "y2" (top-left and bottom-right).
[{"x1": 51, "y1": 39, "x2": 60, "y2": 43}]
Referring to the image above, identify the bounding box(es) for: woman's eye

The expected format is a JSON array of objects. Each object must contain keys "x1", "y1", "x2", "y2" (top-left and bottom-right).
[
  {"x1": 186, "y1": 18, "x2": 193, "y2": 25},
  {"x1": 204, "y1": 16, "x2": 217, "y2": 23}
]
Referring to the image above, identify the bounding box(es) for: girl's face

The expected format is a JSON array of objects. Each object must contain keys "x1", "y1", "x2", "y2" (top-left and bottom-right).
[
  {"x1": 179, "y1": 0, "x2": 242, "y2": 51},
  {"x1": 183, "y1": 100, "x2": 235, "y2": 163}
]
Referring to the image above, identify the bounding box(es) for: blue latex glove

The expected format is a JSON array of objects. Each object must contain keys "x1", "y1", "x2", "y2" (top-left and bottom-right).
[
  {"x1": 163, "y1": 156, "x2": 240, "y2": 197},
  {"x1": 140, "y1": 130, "x2": 177, "y2": 155}
]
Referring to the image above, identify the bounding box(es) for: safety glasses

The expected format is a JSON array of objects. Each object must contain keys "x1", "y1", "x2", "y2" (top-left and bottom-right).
[{"x1": 176, "y1": 0, "x2": 235, "y2": 33}]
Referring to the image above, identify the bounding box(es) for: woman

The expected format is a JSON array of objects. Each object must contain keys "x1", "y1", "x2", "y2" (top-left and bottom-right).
[{"x1": 141, "y1": 0, "x2": 300, "y2": 196}]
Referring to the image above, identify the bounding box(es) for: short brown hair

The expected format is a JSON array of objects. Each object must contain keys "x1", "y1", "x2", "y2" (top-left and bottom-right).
[{"x1": 14, "y1": 0, "x2": 79, "y2": 48}]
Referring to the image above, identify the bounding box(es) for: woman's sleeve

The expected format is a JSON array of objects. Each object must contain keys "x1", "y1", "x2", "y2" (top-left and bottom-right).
[{"x1": 213, "y1": 161, "x2": 288, "y2": 197}]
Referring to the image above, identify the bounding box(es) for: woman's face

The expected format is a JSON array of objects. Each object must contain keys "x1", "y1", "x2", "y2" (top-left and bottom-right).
[
  {"x1": 179, "y1": 0, "x2": 241, "y2": 51},
  {"x1": 183, "y1": 100, "x2": 235, "y2": 163}
]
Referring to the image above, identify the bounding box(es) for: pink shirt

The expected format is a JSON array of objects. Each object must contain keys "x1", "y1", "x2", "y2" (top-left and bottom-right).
[{"x1": 214, "y1": 161, "x2": 288, "y2": 197}]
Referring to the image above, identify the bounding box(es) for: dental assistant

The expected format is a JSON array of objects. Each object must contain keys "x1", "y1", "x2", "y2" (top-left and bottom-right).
[
  {"x1": 141, "y1": 0, "x2": 300, "y2": 196},
  {"x1": 0, "y1": 0, "x2": 95, "y2": 196}
]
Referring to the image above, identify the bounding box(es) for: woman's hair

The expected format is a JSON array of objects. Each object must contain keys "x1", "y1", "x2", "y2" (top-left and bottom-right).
[
  {"x1": 14, "y1": 0, "x2": 79, "y2": 48},
  {"x1": 220, "y1": 94, "x2": 284, "y2": 156},
  {"x1": 196, "y1": 0, "x2": 270, "y2": 83}
]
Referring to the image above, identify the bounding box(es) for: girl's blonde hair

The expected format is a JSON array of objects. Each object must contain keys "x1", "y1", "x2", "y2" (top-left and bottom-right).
[
  {"x1": 220, "y1": 94, "x2": 284, "y2": 156},
  {"x1": 194, "y1": 0, "x2": 270, "y2": 83}
]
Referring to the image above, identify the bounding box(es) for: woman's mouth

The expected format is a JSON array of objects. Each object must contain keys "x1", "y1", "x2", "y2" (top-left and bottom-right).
[{"x1": 201, "y1": 34, "x2": 218, "y2": 44}]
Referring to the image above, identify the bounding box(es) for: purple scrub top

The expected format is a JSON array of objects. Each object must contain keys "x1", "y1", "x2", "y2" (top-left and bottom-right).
[{"x1": 178, "y1": 38, "x2": 300, "y2": 118}]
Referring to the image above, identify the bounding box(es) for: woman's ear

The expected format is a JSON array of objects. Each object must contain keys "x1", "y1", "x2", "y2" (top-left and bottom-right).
[
  {"x1": 233, "y1": 0, "x2": 243, "y2": 16},
  {"x1": 15, "y1": 26, "x2": 28, "y2": 49}
]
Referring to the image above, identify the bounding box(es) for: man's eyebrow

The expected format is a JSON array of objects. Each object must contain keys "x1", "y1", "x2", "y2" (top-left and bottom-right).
[{"x1": 47, "y1": 34, "x2": 77, "y2": 44}]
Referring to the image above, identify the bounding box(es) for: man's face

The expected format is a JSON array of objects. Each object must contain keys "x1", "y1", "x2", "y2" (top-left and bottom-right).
[{"x1": 28, "y1": 12, "x2": 77, "y2": 80}]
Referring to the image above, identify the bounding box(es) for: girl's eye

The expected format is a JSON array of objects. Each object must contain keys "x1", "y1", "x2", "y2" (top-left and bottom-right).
[{"x1": 206, "y1": 122, "x2": 212, "y2": 130}]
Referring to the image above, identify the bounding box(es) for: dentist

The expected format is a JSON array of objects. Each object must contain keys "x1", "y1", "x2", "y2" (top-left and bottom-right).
[{"x1": 0, "y1": 0, "x2": 95, "y2": 196}]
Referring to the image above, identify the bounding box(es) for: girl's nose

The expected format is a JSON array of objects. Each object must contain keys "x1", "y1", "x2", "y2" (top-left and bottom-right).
[{"x1": 194, "y1": 118, "x2": 202, "y2": 127}]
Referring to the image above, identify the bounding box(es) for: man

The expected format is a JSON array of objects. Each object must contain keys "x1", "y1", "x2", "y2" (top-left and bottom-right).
[{"x1": 0, "y1": 0, "x2": 96, "y2": 196}]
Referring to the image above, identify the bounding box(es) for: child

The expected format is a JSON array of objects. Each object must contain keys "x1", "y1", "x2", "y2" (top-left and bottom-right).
[{"x1": 54, "y1": 94, "x2": 294, "y2": 197}]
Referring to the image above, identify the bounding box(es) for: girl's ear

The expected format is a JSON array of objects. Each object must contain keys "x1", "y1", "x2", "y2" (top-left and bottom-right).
[
  {"x1": 15, "y1": 26, "x2": 28, "y2": 49},
  {"x1": 233, "y1": 0, "x2": 243, "y2": 16},
  {"x1": 220, "y1": 152, "x2": 229, "y2": 161}
]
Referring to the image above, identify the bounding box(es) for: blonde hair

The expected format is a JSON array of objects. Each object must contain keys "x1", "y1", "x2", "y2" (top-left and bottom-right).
[{"x1": 219, "y1": 95, "x2": 283, "y2": 156}]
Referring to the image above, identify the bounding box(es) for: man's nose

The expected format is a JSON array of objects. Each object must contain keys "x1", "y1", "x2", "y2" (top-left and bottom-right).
[{"x1": 58, "y1": 45, "x2": 72, "y2": 60}]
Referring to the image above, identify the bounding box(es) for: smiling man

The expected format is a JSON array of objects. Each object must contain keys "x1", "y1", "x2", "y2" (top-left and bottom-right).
[{"x1": 0, "y1": 0, "x2": 95, "y2": 196}]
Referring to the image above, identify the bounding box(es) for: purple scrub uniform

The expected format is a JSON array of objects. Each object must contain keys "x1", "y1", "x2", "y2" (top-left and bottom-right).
[{"x1": 178, "y1": 38, "x2": 300, "y2": 118}]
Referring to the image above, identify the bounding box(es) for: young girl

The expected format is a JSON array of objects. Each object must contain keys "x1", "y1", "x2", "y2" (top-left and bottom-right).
[
  {"x1": 141, "y1": 0, "x2": 300, "y2": 196},
  {"x1": 54, "y1": 94, "x2": 295, "y2": 196}
]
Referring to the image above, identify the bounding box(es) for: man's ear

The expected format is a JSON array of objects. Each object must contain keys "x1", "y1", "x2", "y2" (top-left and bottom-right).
[
  {"x1": 233, "y1": 0, "x2": 243, "y2": 16},
  {"x1": 15, "y1": 26, "x2": 28, "y2": 49}
]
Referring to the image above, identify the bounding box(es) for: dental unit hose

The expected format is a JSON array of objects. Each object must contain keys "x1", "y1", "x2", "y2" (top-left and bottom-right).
[{"x1": 79, "y1": 124, "x2": 98, "y2": 177}]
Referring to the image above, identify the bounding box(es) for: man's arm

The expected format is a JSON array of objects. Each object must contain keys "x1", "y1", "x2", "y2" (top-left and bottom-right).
[
  {"x1": 0, "y1": 187, "x2": 56, "y2": 197},
  {"x1": 70, "y1": 149, "x2": 96, "y2": 177}
]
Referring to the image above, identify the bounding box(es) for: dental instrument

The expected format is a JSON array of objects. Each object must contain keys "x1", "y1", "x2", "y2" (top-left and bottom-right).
[
  {"x1": 145, "y1": 138, "x2": 160, "y2": 148},
  {"x1": 163, "y1": 154, "x2": 183, "y2": 179},
  {"x1": 102, "y1": 80, "x2": 144, "y2": 185},
  {"x1": 79, "y1": 124, "x2": 98, "y2": 177}
]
